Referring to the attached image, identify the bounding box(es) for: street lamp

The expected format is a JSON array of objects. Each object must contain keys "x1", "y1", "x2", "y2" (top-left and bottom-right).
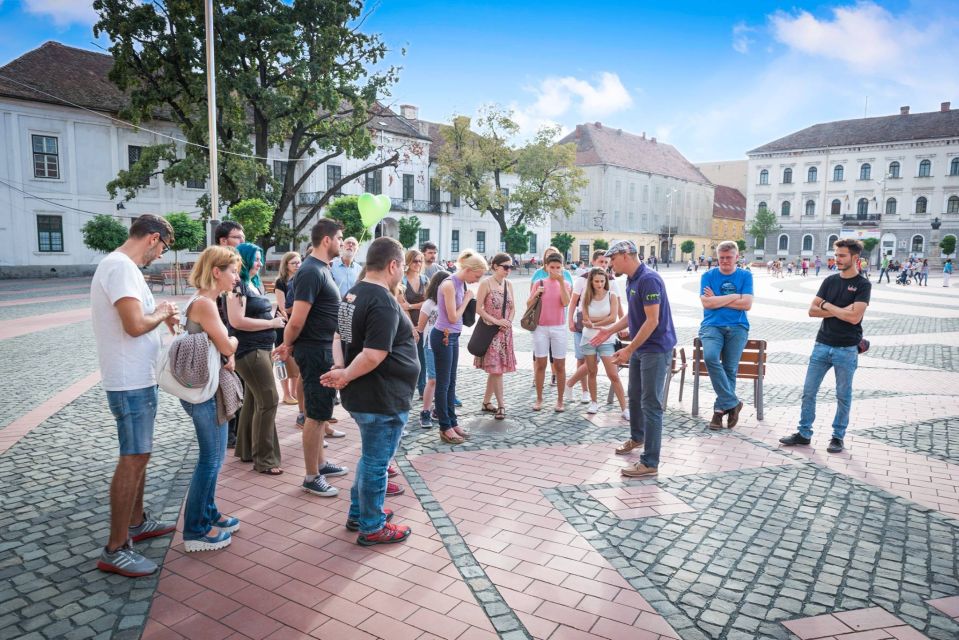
[
  {"x1": 872, "y1": 173, "x2": 891, "y2": 260},
  {"x1": 665, "y1": 188, "x2": 677, "y2": 264}
]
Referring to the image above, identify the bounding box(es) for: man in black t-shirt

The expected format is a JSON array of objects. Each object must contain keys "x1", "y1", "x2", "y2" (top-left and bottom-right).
[
  {"x1": 274, "y1": 219, "x2": 349, "y2": 498},
  {"x1": 780, "y1": 238, "x2": 871, "y2": 454},
  {"x1": 321, "y1": 237, "x2": 419, "y2": 546}
]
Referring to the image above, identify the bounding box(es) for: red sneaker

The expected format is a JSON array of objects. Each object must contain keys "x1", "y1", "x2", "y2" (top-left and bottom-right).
[
  {"x1": 386, "y1": 482, "x2": 405, "y2": 497},
  {"x1": 357, "y1": 522, "x2": 411, "y2": 546},
  {"x1": 346, "y1": 508, "x2": 393, "y2": 532},
  {"x1": 387, "y1": 465, "x2": 398, "y2": 478}
]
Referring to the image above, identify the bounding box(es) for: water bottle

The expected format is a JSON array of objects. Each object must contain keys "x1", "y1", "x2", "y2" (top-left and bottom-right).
[{"x1": 273, "y1": 358, "x2": 288, "y2": 381}]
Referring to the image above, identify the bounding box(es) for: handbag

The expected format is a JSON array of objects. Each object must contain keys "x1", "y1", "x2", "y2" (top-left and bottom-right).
[
  {"x1": 157, "y1": 296, "x2": 221, "y2": 403},
  {"x1": 468, "y1": 282, "x2": 508, "y2": 357},
  {"x1": 520, "y1": 281, "x2": 543, "y2": 332}
]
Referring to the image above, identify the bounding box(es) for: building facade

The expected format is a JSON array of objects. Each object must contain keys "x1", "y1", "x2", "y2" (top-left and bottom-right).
[
  {"x1": 695, "y1": 160, "x2": 748, "y2": 196},
  {"x1": 745, "y1": 104, "x2": 959, "y2": 265},
  {"x1": 552, "y1": 123, "x2": 713, "y2": 264},
  {"x1": 710, "y1": 185, "x2": 746, "y2": 252}
]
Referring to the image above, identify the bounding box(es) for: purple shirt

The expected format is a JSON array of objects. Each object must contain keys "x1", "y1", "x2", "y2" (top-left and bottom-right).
[
  {"x1": 435, "y1": 275, "x2": 465, "y2": 333},
  {"x1": 625, "y1": 263, "x2": 676, "y2": 354}
]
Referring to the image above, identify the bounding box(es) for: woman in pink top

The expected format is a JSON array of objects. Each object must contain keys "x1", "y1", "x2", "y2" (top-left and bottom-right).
[{"x1": 528, "y1": 253, "x2": 571, "y2": 411}]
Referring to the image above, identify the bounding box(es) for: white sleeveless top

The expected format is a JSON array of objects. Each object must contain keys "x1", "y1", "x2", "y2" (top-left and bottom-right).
[{"x1": 580, "y1": 292, "x2": 616, "y2": 344}]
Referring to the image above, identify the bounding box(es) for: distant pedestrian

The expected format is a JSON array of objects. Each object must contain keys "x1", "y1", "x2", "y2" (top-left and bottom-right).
[
  {"x1": 919, "y1": 259, "x2": 929, "y2": 286},
  {"x1": 878, "y1": 255, "x2": 890, "y2": 284},
  {"x1": 474, "y1": 253, "x2": 516, "y2": 419},
  {"x1": 92, "y1": 214, "x2": 179, "y2": 577},
  {"x1": 814, "y1": 255, "x2": 822, "y2": 276},
  {"x1": 801, "y1": 258, "x2": 809, "y2": 277},
  {"x1": 944, "y1": 259, "x2": 953, "y2": 287},
  {"x1": 780, "y1": 238, "x2": 870, "y2": 454},
  {"x1": 331, "y1": 236, "x2": 361, "y2": 299}
]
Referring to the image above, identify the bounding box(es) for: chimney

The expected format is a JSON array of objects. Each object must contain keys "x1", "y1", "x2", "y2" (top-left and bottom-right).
[
  {"x1": 594, "y1": 122, "x2": 602, "y2": 128},
  {"x1": 900, "y1": 106, "x2": 910, "y2": 115},
  {"x1": 942, "y1": 101, "x2": 951, "y2": 112},
  {"x1": 651, "y1": 137, "x2": 657, "y2": 143},
  {"x1": 400, "y1": 104, "x2": 418, "y2": 121},
  {"x1": 641, "y1": 131, "x2": 646, "y2": 139},
  {"x1": 617, "y1": 128, "x2": 622, "y2": 135}
]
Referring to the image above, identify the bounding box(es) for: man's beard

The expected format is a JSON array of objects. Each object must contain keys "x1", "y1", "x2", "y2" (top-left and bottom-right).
[{"x1": 342, "y1": 249, "x2": 354, "y2": 261}]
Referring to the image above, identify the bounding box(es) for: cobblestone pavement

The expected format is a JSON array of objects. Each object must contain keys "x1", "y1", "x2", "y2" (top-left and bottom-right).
[{"x1": 0, "y1": 268, "x2": 957, "y2": 640}]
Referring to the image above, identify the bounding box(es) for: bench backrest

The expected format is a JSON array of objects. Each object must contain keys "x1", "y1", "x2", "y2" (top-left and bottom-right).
[{"x1": 692, "y1": 338, "x2": 766, "y2": 379}]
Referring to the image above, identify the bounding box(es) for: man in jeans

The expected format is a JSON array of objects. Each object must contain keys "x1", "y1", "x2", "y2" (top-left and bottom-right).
[
  {"x1": 321, "y1": 237, "x2": 420, "y2": 545},
  {"x1": 780, "y1": 238, "x2": 871, "y2": 454},
  {"x1": 699, "y1": 241, "x2": 753, "y2": 430},
  {"x1": 91, "y1": 214, "x2": 180, "y2": 576},
  {"x1": 591, "y1": 240, "x2": 677, "y2": 477}
]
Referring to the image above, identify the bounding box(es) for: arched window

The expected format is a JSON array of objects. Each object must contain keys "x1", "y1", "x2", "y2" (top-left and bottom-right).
[
  {"x1": 759, "y1": 169, "x2": 769, "y2": 185},
  {"x1": 860, "y1": 163, "x2": 871, "y2": 180},
  {"x1": 948, "y1": 195, "x2": 959, "y2": 214},
  {"x1": 885, "y1": 197, "x2": 897, "y2": 215},
  {"x1": 951, "y1": 158, "x2": 959, "y2": 176},
  {"x1": 831, "y1": 199, "x2": 842, "y2": 215},
  {"x1": 805, "y1": 200, "x2": 815, "y2": 216},
  {"x1": 889, "y1": 161, "x2": 900, "y2": 178},
  {"x1": 911, "y1": 235, "x2": 924, "y2": 254},
  {"x1": 857, "y1": 198, "x2": 869, "y2": 216},
  {"x1": 807, "y1": 167, "x2": 817, "y2": 183},
  {"x1": 916, "y1": 196, "x2": 928, "y2": 214},
  {"x1": 758, "y1": 201, "x2": 768, "y2": 213},
  {"x1": 919, "y1": 159, "x2": 931, "y2": 177},
  {"x1": 828, "y1": 234, "x2": 839, "y2": 251},
  {"x1": 778, "y1": 234, "x2": 789, "y2": 251},
  {"x1": 802, "y1": 235, "x2": 813, "y2": 252},
  {"x1": 833, "y1": 165, "x2": 844, "y2": 181},
  {"x1": 782, "y1": 168, "x2": 793, "y2": 184},
  {"x1": 781, "y1": 201, "x2": 791, "y2": 216},
  {"x1": 755, "y1": 236, "x2": 765, "y2": 250}
]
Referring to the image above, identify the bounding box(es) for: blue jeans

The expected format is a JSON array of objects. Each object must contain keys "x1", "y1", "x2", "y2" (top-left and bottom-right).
[
  {"x1": 799, "y1": 342, "x2": 858, "y2": 440},
  {"x1": 628, "y1": 350, "x2": 671, "y2": 468},
  {"x1": 179, "y1": 397, "x2": 228, "y2": 540},
  {"x1": 416, "y1": 335, "x2": 426, "y2": 395},
  {"x1": 107, "y1": 386, "x2": 159, "y2": 455},
  {"x1": 698, "y1": 324, "x2": 749, "y2": 412},
  {"x1": 348, "y1": 411, "x2": 408, "y2": 534},
  {"x1": 430, "y1": 328, "x2": 459, "y2": 430}
]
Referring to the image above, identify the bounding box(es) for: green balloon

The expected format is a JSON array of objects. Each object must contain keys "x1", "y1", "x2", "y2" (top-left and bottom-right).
[{"x1": 358, "y1": 192, "x2": 391, "y2": 228}]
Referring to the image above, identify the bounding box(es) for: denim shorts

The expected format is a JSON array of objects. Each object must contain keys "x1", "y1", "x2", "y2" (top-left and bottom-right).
[
  {"x1": 572, "y1": 331, "x2": 584, "y2": 360},
  {"x1": 107, "y1": 386, "x2": 159, "y2": 455},
  {"x1": 424, "y1": 346, "x2": 436, "y2": 380},
  {"x1": 581, "y1": 341, "x2": 615, "y2": 357}
]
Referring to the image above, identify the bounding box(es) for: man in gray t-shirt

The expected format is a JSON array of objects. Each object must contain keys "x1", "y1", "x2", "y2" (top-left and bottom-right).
[{"x1": 421, "y1": 241, "x2": 442, "y2": 278}]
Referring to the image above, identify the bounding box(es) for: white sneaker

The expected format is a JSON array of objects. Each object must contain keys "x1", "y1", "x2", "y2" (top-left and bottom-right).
[
  {"x1": 587, "y1": 402, "x2": 599, "y2": 414},
  {"x1": 580, "y1": 390, "x2": 590, "y2": 404},
  {"x1": 564, "y1": 387, "x2": 574, "y2": 402},
  {"x1": 622, "y1": 409, "x2": 630, "y2": 421}
]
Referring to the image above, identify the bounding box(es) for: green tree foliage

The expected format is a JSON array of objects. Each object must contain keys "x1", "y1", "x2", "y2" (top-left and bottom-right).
[
  {"x1": 593, "y1": 238, "x2": 609, "y2": 251},
  {"x1": 503, "y1": 223, "x2": 531, "y2": 255},
  {"x1": 398, "y1": 216, "x2": 421, "y2": 249},
  {"x1": 437, "y1": 106, "x2": 586, "y2": 237},
  {"x1": 81, "y1": 215, "x2": 128, "y2": 253},
  {"x1": 228, "y1": 198, "x2": 273, "y2": 244},
  {"x1": 862, "y1": 237, "x2": 879, "y2": 257},
  {"x1": 94, "y1": 0, "x2": 413, "y2": 251},
  {"x1": 747, "y1": 209, "x2": 781, "y2": 248},
  {"x1": 680, "y1": 239, "x2": 696, "y2": 257},
  {"x1": 164, "y1": 212, "x2": 206, "y2": 293},
  {"x1": 551, "y1": 232, "x2": 575, "y2": 258},
  {"x1": 324, "y1": 196, "x2": 366, "y2": 241},
  {"x1": 940, "y1": 235, "x2": 956, "y2": 256},
  {"x1": 737, "y1": 239, "x2": 747, "y2": 253}
]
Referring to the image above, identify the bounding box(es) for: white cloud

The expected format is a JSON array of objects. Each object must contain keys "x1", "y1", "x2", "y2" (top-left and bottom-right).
[
  {"x1": 23, "y1": 0, "x2": 98, "y2": 27},
  {"x1": 510, "y1": 72, "x2": 633, "y2": 135},
  {"x1": 732, "y1": 22, "x2": 754, "y2": 54}
]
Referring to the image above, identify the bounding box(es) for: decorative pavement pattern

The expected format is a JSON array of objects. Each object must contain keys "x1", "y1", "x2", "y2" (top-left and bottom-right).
[{"x1": 0, "y1": 268, "x2": 957, "y2": 640}]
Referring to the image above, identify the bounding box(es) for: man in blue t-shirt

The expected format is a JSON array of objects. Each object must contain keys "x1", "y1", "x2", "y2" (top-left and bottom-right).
[
  {"x1": 699, "y1": 241, "x2": 753, "y2": 430},
  {"x1": 591, "y1": 240, "x2": 677, "y2": 478}
]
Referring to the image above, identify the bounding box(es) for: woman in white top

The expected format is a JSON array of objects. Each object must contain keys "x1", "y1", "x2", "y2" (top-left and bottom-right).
[{"x1": 579, "y1": 268, "x2": 627, "y2": 416}]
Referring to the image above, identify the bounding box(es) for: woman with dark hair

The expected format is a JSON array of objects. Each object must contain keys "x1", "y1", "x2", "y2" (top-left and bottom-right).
[
  {"x1": 399, "y1": 249, "x2": 429, "y2": 399},
  {"x1": 274, "y1": 251, "x2": 302, "y2": 407},
  {"x1": 474, "y1": 253, "x2": 516, "y2": 419},
  {"x1": 415, "y1": 271, "x2": 450, "y2": 428},
  {"x1": 228, "y1": 243, "x2": 286, "y2": 474}
]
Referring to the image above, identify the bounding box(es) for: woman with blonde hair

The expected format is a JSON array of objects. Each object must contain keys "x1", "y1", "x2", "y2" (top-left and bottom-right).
[
  {"x1": 432, "y1": 249, "x2": 487, "y2": 444},
  {"x1": 399, "y1": 249, "x2": 429, "y2": 399},
  {"x1": 274, "y1": 251, "x2": 302, "y2": 408},
  {"x1": 178, "y1": 246, "x2": 243, "y2": 551},
  {"x1": 474, "y1": 253, "x2": 516, "y2": 419}
]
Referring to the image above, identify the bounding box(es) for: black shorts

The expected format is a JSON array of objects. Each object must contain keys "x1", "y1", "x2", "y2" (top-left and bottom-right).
[{"x1": 294, "y1": 344, "x2": 336, "y2": 422}]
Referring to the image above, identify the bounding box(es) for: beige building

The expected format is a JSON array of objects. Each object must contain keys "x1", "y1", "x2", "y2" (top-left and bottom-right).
[
  {"x1": 696, "y1": 160, "x2": 748, "y2": 196},
  {"x1": 710, "y1": 185, "x2": 746, "y2": 253}
]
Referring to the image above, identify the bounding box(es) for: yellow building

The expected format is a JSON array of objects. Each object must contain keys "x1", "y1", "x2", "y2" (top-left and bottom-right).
[{"x1": 709, "y1": 185, "x2": 746, "y2": 254}]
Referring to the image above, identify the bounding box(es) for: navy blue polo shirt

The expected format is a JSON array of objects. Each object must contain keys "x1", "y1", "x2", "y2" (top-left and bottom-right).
[{"x1": 625, "y1": 263, "x2": 677, "y2": 354}]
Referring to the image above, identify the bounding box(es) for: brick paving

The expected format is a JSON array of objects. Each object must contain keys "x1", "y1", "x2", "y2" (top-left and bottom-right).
[{"x1": 0, "y1": 269, "x2": 957, "y2": 640}]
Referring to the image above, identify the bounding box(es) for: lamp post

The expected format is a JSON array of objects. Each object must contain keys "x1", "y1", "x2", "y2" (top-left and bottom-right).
[
  {"x1": 872, "y1": 173, "x2": 890, "y2": 262},
  {"x1": 666, "y1": 188, "x2": 677, "y2": 265}
]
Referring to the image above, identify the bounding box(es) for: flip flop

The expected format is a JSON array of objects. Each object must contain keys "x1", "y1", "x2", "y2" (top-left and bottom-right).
[{"x1": 259, "y1": 468, "x2": 284, "y2": 475}]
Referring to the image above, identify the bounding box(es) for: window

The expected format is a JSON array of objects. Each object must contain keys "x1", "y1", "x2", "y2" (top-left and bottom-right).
[
  {"x1": 476, "y1": 230, "x2": 486, "y2": 254},
  {"x1": 889, "y1": 161, "x2": 901, "y2": 178},
  {"x1": 326, "y1": 164, "x2": 342, "y2": 194},
  {"x1": 614, "y1": 181, "x2": 621, "y2": 199},
  {"x1": 828, "y1": 234, "x2": 839, "y2": 251},
  {"x1": 36, "y1": 215, "x2": 63, "y2": 252},
  {"x1": 802, "y1": 235, "x2": 813, "y2": 252},
  {"x1": 805, "y1": 200, "x2": 815, "y2": 216},
  {"x1": 782, "y1": 168, "x2": 792, "y2": 184},
  {"x1": 127, "y1": 146, "x2": 150, "y2": 186},
  {"x1": 778, "y1": 234, "x2": 789, "y2": 251},
  {"x1": 831, "y1": 199, "x2": 841, "y2": 216},
  {"x1": 451, "y1": 193, "x2": 461, "y2": 207},
  {"x1": 273, "y1": 160, "x2": 289, "y2": 184},
  {"x1": 402, "y1": 174, "x2": 414, "y2": 200},
  {"x1": 32, "y1": 135, "x2": 59, "y2": 179},
  {"x1": 948, "y1": 196, "x2": 959, "y2": 213},
  {"x1": 860, "y1": 163, "x2": 871, "y2": 180},
  {"x1": 855, "y1": 198, "x2": 868, "y2": 216},
  {"x1": 781, "y1": 201, "x2": 791, "y2": 217},
  {"x1": 418, "y1": 228, "x2": 430, "y2": 246},
  {"x1": 951, "y1": 158, "x2": 959, "y2": 176},
  {"x1": 579, "y1": 244, "x2": 590, "y2": 262},
  {"x1": 919, "y1": 159, "x2": 931, "y2": 177},
  {"x1": 759, "y1": 169, "x2": 769, "y2": 185},
  {"x1": 186, "y1": 177, "x2": 205, "y2": 189},
  {"x1": 916, "y1": 196, "x2": 928, "y2": 214},
  {"x1": 911, "y1": 234, "x2": 924, "y2": 254},
  {"x1": 451, "y1": 229, "x2": 460, "y2": 253},
  {"x1": 629, "y1": 184, "x2": 635, "y2": 201},
  {"x1": 429, "y1": 179, "x2": 440, "y2": 204},
  {"x1": 500, "y1": 187, "x2": 510, "y2": 203},
  {"x1": 643, "y1": 185, "x2": 649, "y2": 202},
  {"x1": 833, "y1": 165, "x2": 844, "y2": 181},
  {"x1": 527, "y1": 232, "x2": 537, "y2": 254},
  {"x1": 364, "y1": 169, "x2": 382, "y2": 194},
  {"x1": 807, "y1": 167, "x2": 817, "y2": 183},
  {"x1": 758, "y1": 201, "x2": 768, "y2": 213},
  {"x1": 886, "y1": 197, "x2": 897, "y2": 215}
]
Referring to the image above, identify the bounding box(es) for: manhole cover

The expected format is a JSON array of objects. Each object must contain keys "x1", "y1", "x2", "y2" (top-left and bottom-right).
[{"x1": 461, "y1": 415, "x2": 526, "y2": 436}]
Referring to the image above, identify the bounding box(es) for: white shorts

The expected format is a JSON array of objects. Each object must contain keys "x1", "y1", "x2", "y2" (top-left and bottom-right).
[{"x1": 533, "y1": 324, "x2": 568, "y2": 359}]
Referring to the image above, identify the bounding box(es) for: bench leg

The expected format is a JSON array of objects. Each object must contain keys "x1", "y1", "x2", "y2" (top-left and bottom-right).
[
  {"x1": 678, "y1": 369, "x2": 685, "y2": 403},
  {"x1": 691, "y1": 367, "x2": 700, "y2": 417},
  {"x1": 755, "y1": 378, "x2": 764, "y2": 421}
]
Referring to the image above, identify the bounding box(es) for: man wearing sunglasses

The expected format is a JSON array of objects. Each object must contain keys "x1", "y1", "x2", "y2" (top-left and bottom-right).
[{"x1": 91, "y1": 214, "x2": 180, "y2": 577}]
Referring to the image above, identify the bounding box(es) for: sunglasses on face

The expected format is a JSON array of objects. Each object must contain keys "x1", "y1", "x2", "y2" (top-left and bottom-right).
[{"x1": 497, "y1": 263, "x2": 514, "y2": 270}]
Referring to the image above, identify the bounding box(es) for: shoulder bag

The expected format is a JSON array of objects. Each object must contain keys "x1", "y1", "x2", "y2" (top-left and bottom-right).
[
  {"x1": 468, "y1": 282, "x2": 508, "y2": 357},
  {"x1": 520, "y1": 281, "x2": 543, "y2": 332},
  {"x1": 157, "y1": 296, "x2": 221, "y2": 403},
  {"x1": 461, "y1": 278, "x2": 477, "y2": 327}
]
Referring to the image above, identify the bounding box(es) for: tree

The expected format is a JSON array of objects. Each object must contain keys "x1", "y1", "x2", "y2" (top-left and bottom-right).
[
  {"x1": 551, "y1": 232, "x2": 575, "y2": 259},
  {"x1": 862, "y1": 237, "x2": 879, "y2": 260},
  {"x1": 398, "y1": 216, "x2": 421, "y2": 249},
  {"x1": 593, "y1": 238, "x2": 609, "y2": 251},
  {"x1": 437, "y1": 106, "x2": 586, "y2": 238},
  {"x1": 228, "y1": 198, "x2": 273, "y2": 244},
  {"x1": 503, "y1": 223, "x2": 531, "y2": 256},
  {"x1": 82, "y1": 215, "x2": 128, "y2": 253},
  {"x1": 737, "y1": 239, "x2": 747, "y2": 253},
  {"x1": 324, "y1": 195, "x2": 366, "y2": 241},
  {"x1": 680, "y1": 239, "x2": 696, "y2": 258},
  {"x1": 165, "y1": 212, "x2": 206, "y2": 293},
  {"x1": 940, "y1": 235, "x2": 956, "y2": 256},
  {"x1": 94, "y1": 0, "x2": 416, "y2": 252},
  {"x1": 747, "y1": 209, "x2": 781, "y2": 250}
]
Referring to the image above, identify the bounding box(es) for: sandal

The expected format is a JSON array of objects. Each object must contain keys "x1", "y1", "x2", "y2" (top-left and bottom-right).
[
  {"x1": 532, "y1": 400, "x2": 543, "y2": 411},
  {"x1": 495, "y1": 407, "x2": 506, "y2": 420},
  {"x1": 481, "y1": 402, "x2": 497, "y2": 413},
  {"x1": 440, "y1": 430, "x2": 465, "y2": 445},
  {"x1": 453, "y1": 426, "x2": 470, "y2": 440},
  {"x1": 259, "y1": 467, "x2": 284, "y2": 475}
]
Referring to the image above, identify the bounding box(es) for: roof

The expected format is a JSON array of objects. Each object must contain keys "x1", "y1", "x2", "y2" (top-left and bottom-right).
[
  {"x1": 369, "y1": 103, "x2": 431, "y2": 141},
  {"x1": 748, "y1": 108, "x2": 959, "y2": 155},
  {"x1": 712, "y1": 185, "x2": 746, "y2": 220},
  {"x1": 559, "y1": 123, "x2": 710, "y2": 185}
]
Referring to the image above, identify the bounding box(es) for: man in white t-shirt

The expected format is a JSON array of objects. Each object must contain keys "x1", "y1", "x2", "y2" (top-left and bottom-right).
[
  {"x1": 91, "y1": 214, "x2": 180, "y2": 578},
  {"x1": 565, "y1": 250, "x2": 610, "y2": 403}
]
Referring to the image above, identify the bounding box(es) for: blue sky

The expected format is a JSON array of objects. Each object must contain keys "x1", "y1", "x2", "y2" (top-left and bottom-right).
[{"x1": 2, "y1": 0, "x2": 957, "y2": 162}]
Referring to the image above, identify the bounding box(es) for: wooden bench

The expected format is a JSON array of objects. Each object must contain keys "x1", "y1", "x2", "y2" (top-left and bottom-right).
[
  {"x1": 262, "y1": 280, "x2": 276, "y2": 294},
  {"x1": 691, "y1": 337, "x2": 767, "y2": 421},
  {"x1": 606, "y1": 346, "x2": 687, "y2": 408},
  {"x1": 145, "y1": 273, "x2": 167, "y2": 293}
]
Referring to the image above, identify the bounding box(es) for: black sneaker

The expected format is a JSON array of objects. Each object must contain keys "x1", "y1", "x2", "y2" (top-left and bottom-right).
[
  {"x1": 826, "y1": 437, "x2": 844, "y2": 453},
  {"x1": 318, "y1": 461, "x2": 349, "y2": 478},
  {"x1": 779, "y1": 432, "x2": 812, "y2": 446}
]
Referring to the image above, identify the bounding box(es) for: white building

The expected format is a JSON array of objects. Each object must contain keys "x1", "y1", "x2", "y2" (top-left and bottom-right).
[{"x1": 745, "y1": 103, "x2": 959, "y2": 264}]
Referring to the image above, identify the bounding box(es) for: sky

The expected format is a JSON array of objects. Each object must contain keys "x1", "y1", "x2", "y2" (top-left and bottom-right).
[{"x1": 1, "y1": 0, "x2": 958, "y2": 162}]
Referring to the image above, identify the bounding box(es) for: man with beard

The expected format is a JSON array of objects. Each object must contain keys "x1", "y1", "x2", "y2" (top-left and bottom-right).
[
  {"x1": 421, "y1": 241, "x2": 442, "y2": 278},
  {"x1": 331, "y1": 236, "x2": 361, "y2": 299}
]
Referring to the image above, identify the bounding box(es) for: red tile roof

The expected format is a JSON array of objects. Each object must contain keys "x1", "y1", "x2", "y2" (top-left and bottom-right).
[{"x1": 712, "y1": 185, "x2": 746, "y2": 220}]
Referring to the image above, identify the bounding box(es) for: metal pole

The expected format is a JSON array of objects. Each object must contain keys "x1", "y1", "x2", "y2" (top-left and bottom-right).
[{"x1": 204, "y1": 0, "x2": 219, "y2": 220}]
